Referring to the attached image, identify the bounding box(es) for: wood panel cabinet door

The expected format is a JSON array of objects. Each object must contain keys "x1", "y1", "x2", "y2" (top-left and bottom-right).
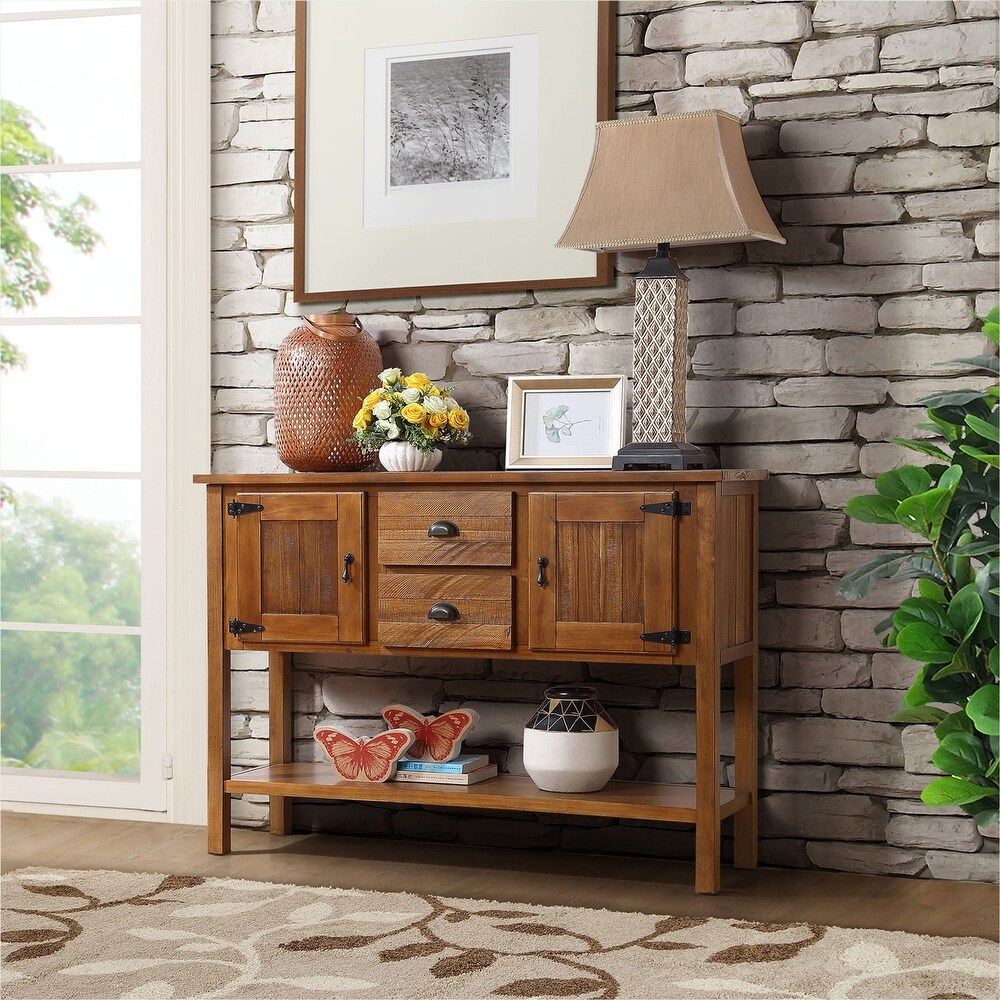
[
  {"x1": 528, "y1": 492, "x2": 679, "y2": 655},
  {"x1": 231, "y1": 492, "x2": 366, "y2": 644}
]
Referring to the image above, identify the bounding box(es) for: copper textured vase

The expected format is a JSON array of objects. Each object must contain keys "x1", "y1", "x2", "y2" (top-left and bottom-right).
[{"x1": 273, "y1": 314, "x2": 382, "y2": 472}]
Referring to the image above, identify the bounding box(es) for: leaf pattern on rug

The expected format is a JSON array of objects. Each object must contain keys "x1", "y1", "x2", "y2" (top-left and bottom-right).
[{"x1": 3, "y1": 868, "x2": 998, "y2": 1000}]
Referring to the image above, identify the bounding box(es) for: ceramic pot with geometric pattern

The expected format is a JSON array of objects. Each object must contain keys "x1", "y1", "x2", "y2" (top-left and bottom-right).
[{"x1": 522, "y1": 686, "x2": 619, "y2": 793}]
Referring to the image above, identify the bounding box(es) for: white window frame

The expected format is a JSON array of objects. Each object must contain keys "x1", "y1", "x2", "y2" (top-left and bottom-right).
[{"x1": 1, "y1": 0, "x2": 209, "y2": 823}]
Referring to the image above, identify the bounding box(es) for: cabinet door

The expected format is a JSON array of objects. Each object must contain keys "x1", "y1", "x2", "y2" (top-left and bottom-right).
[
  {"x1": 232, "y1": 492, "x2": 366, "y2": 644},
  {"x1": 528, "y1": 492, "x2": 678, "y2": 654}
]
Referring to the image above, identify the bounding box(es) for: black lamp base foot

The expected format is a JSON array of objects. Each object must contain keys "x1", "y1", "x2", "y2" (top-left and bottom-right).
[{"x1": 612, "y1": 442, "x2": 718, "y2": 471}]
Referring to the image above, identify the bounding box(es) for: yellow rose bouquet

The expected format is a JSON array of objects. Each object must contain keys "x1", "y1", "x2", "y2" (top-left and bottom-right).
[{"x1": 349, "y1": 368, "x2": 473, "y2": 454}]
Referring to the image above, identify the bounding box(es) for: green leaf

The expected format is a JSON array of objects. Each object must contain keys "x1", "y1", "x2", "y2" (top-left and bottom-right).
[
  {"x1": 970, "y1": 804, "x2": 1000, "y2": 827},
  {"x1": 947, "y1": 584, "x2": 984, "y2": 642},
  {"x1": 875, "y1": 466, "x2": 932, "y2": 501},
  {"x1": 924, "y1": 666, "x2": 981, "y2": 704},
  {"x1": 936, "y1": 711, "x2": 975, "y2": 740},
  {"x1": 903, "y1": 667, "x2": 931, "y2": 707},
  {"x1": 950, "y1": 355, "x2": 1000, "y2": 375},
  {"x1": 989, "y1": 646, "x2": 998, "y2": 678},
  {"x1": 966, "y1": 685, "x2": 1000, "y2": 736},
  {"x1": 932, "y1": 732, "x2": 991, "y2": 778},
  {"x1": 952, "y1": 538, "x2": 998, "y2": 558},
  {"x1": 921, "y1": 776, "x2": 996, "y2": 807},
  {"x1": 893, "y1": 706, "x2": 948, "y2": 724},
  {"x1": 958, "y1": 444, "x2": 1000, "y2": 469},
  {"x1": 890, "y1": 438, "x2": 952, "y2": 462},
  {"x1": 966, "y1": 413, "x2": 1000, "y2": 444},
  {"x1": 895, "y1": 486, "x2": 956, "y2": 541},
  {"x1": 976, "y1": 559, "x2": 1000, "y2": 621},
  {"x1": 930, "y1": 643, "x2": 977, "y2": 680},
  {"x1": 918, "y1": 578, "x2": 947, "y2": 602},
  {"x1": 917, "y1": 389, "x2": 990, "y2": 412},
  {"x1": 836, "y1": 552, "x2": 913, "y2": 601},
  {"x1": 844, "y1": 494, "x2": 899, "y2": 524},
  {"x1": 896, "y1": 622, "x2": 958, "y2": 663},
  {"x1": 893, "y1": 596, "x2": 951, "y2": 633}
]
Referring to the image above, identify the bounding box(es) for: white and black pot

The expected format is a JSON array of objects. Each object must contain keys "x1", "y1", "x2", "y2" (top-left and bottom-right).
[{"x1": 522, "y1": 686, "x2": 619, "y2": 793}]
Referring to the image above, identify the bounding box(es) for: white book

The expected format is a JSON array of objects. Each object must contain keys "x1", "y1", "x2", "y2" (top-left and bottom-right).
[{"x1": 391, "y1": 764, "x2": 498, "y2": 786}]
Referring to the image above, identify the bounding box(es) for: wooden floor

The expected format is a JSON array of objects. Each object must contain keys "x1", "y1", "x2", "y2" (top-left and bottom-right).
[{"x1": 3, "y1": 812, "x2": 997, "y2": 941}]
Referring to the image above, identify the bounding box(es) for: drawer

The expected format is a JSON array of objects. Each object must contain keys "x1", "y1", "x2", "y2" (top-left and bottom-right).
[
  {"x1": 377, "y1": 491, "x2": 512, "y2": 567},
  {"x1": 378, "y1": 572, "x2": 512, "y2": 650}
]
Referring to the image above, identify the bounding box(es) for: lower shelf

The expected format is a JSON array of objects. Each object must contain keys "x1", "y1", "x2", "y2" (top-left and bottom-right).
[{"x1": 226, "y1": 764, "x2": 749, "y2": 824}]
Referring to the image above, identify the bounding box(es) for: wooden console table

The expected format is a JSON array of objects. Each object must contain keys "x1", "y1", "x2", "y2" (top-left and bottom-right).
[{"x1": 196, "y1": 470, "x2": 764, "y2": 894}]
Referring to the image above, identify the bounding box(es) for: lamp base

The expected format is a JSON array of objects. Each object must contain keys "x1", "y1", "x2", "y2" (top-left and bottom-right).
[{"x1": 612, "y1": 441, "x2": 718, "y2": 471}]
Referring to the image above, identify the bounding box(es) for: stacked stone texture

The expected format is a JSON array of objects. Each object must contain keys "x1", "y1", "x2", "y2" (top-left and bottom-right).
[{"x1": 211, "y1": 0, "x2": 1000, "y2": 882}]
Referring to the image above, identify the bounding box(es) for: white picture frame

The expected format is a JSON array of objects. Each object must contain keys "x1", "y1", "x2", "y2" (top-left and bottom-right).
[{"x1": 505, "y1": 375, "x2": 626, "y2": 470}]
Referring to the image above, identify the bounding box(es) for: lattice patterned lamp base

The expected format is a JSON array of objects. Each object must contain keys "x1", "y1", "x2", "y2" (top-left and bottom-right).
[{"x1": 613, "y1": 247, "x2": 717, "y2": 471}]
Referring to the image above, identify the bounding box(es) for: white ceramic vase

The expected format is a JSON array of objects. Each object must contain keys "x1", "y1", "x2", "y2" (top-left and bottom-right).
[
  {"x1": 522, "y1": 686, "x2": 619, "y2": 793},
  {"x1": 378, "y1": 441, "x2": 443, "y2": 472}
]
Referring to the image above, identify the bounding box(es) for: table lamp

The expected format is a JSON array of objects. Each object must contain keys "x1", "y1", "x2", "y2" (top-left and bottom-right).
[{"x1": 556, "y1": 110, "x2": 785, "y2": 470}]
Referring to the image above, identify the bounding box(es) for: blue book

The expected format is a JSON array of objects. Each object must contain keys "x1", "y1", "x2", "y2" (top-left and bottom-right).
[{"x1": 395, "y1": 754, "x2": 489, "y2": 774}]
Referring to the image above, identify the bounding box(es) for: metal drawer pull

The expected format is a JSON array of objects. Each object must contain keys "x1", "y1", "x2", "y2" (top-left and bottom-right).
[
  {"x1": 427, "y1": 601, "x2": 460, "y2": 621},
  {"x1": 341, "y1": 553, "x2": 355, "y2": 583},
  {"x1": 536, "y1": 556, "x2": 549, "y2": 587},
  {"x1": 427, "y1": 520, "x2": 460, "y2": 538}
]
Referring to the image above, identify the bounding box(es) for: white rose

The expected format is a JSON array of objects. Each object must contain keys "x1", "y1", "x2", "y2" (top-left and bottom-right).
[
  {"x1": 372, "y1": 400, "x2": 392, "y2": 419},
  {"x1": 400, "y1": 387, "x2": 421, "y2": 404},
  {"x1": 443, "y1": 396, "x2": 460, "y2": 410},
  {"x1": 379, "y1": 367, "x2": 402, "y2": 385},
  {"x1": 386, "y1": 421, "x2": 401, "y2": 439},
  {"x1": 376, "y1": 419, "x2": 393, "y2": 433},
  {"x1": 424, "y1": 395, "x2": 447, "y2": 413}
]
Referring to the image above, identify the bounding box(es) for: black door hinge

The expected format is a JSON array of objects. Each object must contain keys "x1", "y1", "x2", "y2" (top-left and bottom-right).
[
  {"x1": 640, "y1": 500, "x2": 691, "y2": 517},
  {"x1": 229, "y1": 619, "x2": 265, "y2": 636},
  {"x1": 640, "y1": 628, "x2": 691, "y2": 646},
  {"x1": 228, "y1": 501, "x2": 264, "y2": 517}
]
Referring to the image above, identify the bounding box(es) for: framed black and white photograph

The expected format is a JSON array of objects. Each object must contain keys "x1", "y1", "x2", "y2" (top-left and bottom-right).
[
  {"x1": 505, "y1": 376, "x2": 626, "y2": 470},
  {"x1": 294, "y1": 1, "x2": 614, "y2": 302},
  {"x1": 363, "y1": 35, "x2": 537, "y2": 229}
]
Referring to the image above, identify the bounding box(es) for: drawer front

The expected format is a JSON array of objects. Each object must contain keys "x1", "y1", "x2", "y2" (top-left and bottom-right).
[
  {"x1": 378, "y1": 491, "x2": 512, "y2": 567},
  {"x1": 378, "y1": 572, "x2": 512, "y2": 650}
]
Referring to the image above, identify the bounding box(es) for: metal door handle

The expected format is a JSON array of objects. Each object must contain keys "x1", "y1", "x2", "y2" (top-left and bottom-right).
[
  {"x1": 536, "y1": 556, "x2": 549, "y2": 587},
  {"x1": 341, "y1": 553, "x2": 355, "y2": 583},
  {"x1": 427, "y1": 601, "x2": 460, "y2": 621},
  {"x1": 428, "y1": 520, "x2": 460, "y2": 538}
]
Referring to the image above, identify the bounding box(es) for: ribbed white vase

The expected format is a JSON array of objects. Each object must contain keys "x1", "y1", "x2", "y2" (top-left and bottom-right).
[{"x1": 378, "y1": 441, "x2": 443, "y2": 472}]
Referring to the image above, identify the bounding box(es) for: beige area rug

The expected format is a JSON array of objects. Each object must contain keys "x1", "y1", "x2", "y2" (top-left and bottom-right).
[{"x1": 1, "y1": 868, "x2": 997, "y2": 1000}]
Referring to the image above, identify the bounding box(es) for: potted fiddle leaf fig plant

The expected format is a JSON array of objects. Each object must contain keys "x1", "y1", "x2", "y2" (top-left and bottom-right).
[{"x1": 838, "y1": 308, "x2": 999, "y2": 828}]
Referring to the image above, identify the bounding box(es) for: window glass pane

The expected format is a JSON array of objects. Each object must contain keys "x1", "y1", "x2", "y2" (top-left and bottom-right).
[
  {"x1": 1, "y1": 325, "x2": 140, "y2": 471},
  {"x1": 1, "y1": 629, "x2": 139, "y2": 776},
  {"x1": 0, "y1": 13, "x2": 139, "y2": 163},
  {"x1": 0, "y1": 478, "x2": 140, "y2": 626},
  {"x1": 0, "y1": 169, "x2": 140, "y2": 318}
]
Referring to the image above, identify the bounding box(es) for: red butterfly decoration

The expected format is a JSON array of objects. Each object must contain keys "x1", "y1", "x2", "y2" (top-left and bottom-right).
[
  {"x1": 314, "y1": 727, "x2": 415, "y2": 782},
  {"x1": 381, "y1": 705, "x2": 480, "y2": 762}
]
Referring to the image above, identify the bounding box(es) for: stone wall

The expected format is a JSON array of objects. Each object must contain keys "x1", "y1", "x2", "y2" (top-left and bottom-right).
[{"x1": 211, "y1": 0, "x2": 1000, "y2": 882}]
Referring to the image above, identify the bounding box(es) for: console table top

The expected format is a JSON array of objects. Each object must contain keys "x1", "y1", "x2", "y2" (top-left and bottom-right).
[{"x1": 195, "y1": 469, "x2": 768, "y2": 485}]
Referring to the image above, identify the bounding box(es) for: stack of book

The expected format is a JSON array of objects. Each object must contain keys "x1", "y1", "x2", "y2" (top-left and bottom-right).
[{"x1": 392, "y1": 754, "x2": 497, "y2": 786}]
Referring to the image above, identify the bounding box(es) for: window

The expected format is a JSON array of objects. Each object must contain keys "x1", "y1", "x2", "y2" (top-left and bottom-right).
[{"x1": 0, "y1": 0, "x2": 167, "y2": 810}]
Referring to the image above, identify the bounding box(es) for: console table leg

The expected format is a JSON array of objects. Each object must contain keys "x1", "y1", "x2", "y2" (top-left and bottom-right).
[
  {"x1": 207, "y1": 487, "x2": 231, "y2": 856},
  {"x1": 208, "y1": 648, "x2": 231, "y2": 855},
  {"x1": 269, "y1": 651, "x2": 293, "y2": 835},
  {"x1": 733, "y1": 651, "x2": 759, "y2": 870},
  {"x1": 694, "y1": 652, "x2": 722, "y2": 894}
]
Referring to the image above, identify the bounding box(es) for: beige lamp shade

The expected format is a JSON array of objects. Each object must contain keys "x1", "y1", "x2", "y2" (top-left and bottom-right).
[{"x1": 556, "y1": 111, "x2": 785, "y2": 251}]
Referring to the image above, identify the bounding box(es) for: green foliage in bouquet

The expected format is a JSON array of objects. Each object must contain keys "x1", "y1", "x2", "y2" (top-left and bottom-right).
[{"x1": 838, "y1": 308, "x2": 999, "y2": 827}]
